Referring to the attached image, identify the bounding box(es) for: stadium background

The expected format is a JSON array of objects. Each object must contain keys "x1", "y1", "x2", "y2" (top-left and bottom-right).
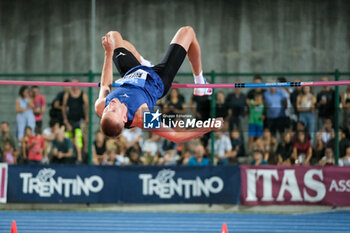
[
  {"x1": 1, "y1": 0, "x2": 350, "y2": 135},
  {"x1": 1, "y1": 1, "x2": 350, "y2": 232}
]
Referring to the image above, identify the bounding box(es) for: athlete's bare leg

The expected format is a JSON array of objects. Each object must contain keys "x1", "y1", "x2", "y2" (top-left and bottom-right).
[{"x1": 170, "y1": 26, "x2": 202, "y2": 76}]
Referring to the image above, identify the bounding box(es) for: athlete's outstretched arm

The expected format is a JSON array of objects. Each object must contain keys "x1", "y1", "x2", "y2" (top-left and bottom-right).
[{"x1": 95, "y1": 34, "x2": 114, "y2": 117}]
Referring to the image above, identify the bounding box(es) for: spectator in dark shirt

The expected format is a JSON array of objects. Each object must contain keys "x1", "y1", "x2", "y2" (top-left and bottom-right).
[
  {"x1": 51, "y1": 129, "x2": 75, "y2": 164},
  {"x1": 341, "y1": 85, "x2": 350, "y2": 128},
  {"x1": 190, "y1": 95, "x2": 211, "y2": 146},
  {"x1": 49, "y1": 79, "x2": 70, "y2": 126},
  {"x1": 246, "y1": 75, "x2": 266, "y2": 101},
  {"x1": 290, "y1": 79, "x2": 302, "y2": 115},
  {"x1": 190, "y1": 95, "x2": 211, "y2": 121},
  {"x1": 316, "y1": 77, "x2": 335, "y2": 130},
  {"x1": 225, "y1": 88, "x2": 246, "y2": 131},
  {"x1": 327, "y1": 127, "x2": 350, "y2": 158},
  {"x1": 215, "y1": 91, "x2": 228, "y2": 118},
  {"x1": 230, "y1": 128, "x2": 245, "y2": 158},
  {"x1": 62, "y1": 79, "x2": 89, "y2": 163},
  {"x1": 276, "y1": 131, "x2": 293, "y2": 165},
  {"x1": 164, "y1": 88, "x2": 186, "y2": 118}
]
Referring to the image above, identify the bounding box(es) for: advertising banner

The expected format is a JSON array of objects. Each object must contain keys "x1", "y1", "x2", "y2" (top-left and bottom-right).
[
  {"x1": 0, "y1": 163, "x2": 8, "y2": 203},
  {"x1": 241, "y1": 165, "x2": 350, "y2": 206},
  {"x1": 7, "y1": 165, "x2": 240, "y2": 204}
]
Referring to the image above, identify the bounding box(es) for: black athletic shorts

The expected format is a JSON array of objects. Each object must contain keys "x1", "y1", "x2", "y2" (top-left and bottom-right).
[{"x1": 113, "y1": 43, "x2": 187, "y2": 97}]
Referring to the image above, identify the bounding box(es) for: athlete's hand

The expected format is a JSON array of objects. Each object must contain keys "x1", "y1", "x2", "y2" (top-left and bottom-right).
[{"x1": 101, "y1": 34, "x2": 114, "y2": 54}]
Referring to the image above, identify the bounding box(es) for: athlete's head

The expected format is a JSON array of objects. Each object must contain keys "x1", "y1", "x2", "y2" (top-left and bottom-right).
[{"x1": 101, "y1": 98, "x2": 128, "y2": 138}]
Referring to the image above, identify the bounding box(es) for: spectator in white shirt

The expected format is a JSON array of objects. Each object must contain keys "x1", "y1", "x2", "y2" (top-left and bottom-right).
[{"x1": 209, "y1": 131, "x2": 233, "y2": 165}]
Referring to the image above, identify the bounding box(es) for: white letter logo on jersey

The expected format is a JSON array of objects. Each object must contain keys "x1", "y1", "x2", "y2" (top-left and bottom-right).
[
  {"x1": 115, "y1": 69, "x2": 148, "y2": 88},
  {"x1": 139, "y1": 169, "x2": 224, "y2": 199},
  {"x1": 20, "y1": 168, "x2": 104, "y2": 198}
]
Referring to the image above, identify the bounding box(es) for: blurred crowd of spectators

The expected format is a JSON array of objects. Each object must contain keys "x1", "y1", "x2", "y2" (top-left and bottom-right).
[{"x1": 1, "y1": 76, "x2": 350, "y2": 167}]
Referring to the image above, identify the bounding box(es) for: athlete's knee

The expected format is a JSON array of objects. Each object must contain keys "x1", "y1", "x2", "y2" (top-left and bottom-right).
[
  {"x1": 179, "y1": 26, "x2": 195, "y2": 35},
  {"x1": 107, "y1": 31, "x2": 123, "y2": 41}
]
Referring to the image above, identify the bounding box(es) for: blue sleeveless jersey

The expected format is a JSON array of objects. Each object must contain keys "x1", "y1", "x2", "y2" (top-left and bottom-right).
[{"x1": 105, "y1": 65, "x2": 164, "y2": 128}]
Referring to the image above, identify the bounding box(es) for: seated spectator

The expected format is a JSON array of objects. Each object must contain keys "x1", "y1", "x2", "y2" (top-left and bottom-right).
[
  {"x1": 339, "y1": 146, "x2": 350, "y2": 166},
  {"x1": 42, "y1": 120, "x2": 60, "y2": 163},
  {"x1": 327, "y1": 127, "x2": 350, "y2": 157},
  {"x1": 215, "y1": 91, "x2": 228, "y2": 118},
  {"x1": 251, "y1": 149, "x2": 268, "y2": 165},
  {"x1": 115, "y1": 142, "x2": 129, "y2": 166},
  {"x1": 314, "y1": 118, "x2": 334, "y2": 163},
  {"x1": 159, "y1": 150, "x2": 179, "y2": 166},
  {"x1": 247, "y1": 92, "x2": 264, "y2": 152},
  {"x1": 159, "y1": 139, "x2": 177, "y2": 156},
  {"x1": 292, "y1": 130, "x2": 312, "y2": 165},
  {"x1": 51, "y1": 129, "x2": 75, "y2": 164},
  {"x1": 27, "y1": 127, "x2": 44, "y2": 164},
  {"x1": 142, "y1": 133, "x2": 161, "y2": 165},
  {"x1": 261, "y1": 128, "x2": 277, "y2": 163},
  {"x1": 251, "y1": 137, "x2": 264, "y2": 154},
  {"x1": 164, "y1": 88, "x2": 186, "y2": 118},
  {"x1": 187, "y1": 144, "x2": 209, "y2": 166},
  {"x1": 178, "y1": 138, "x2": 202, "y2": 165},
  {"x1": 292, "y1": 121, "x2": 311, "y2": 141},
  {"x1": 2, "y1": 140, "x2": 16, "y2": 164},
  {"x1": 122, "y1": 127, "x2": 142, "y2": 150},
  {"x1": 0, "y1": 122, "x2": 19, "y2": 163},
  {"x1": 230, "y1": 128, "x2": 245, "y2": 158},
  {"x1": 128, "y1": 147, "x2": 143, "y2": 165},
  {"x1": 318, "y1": 118, "x2": 333, "y2": 145},
  {"x1": 20, "y1": 126, "x2": 33, "y2": 162},
  {"x1": 319, "y1": 147, "x2": 335, "y2": 166},
  {"x1": 93, "y1": 131, "x2": 107, "y2": 165},
  {"x1": 276, "y1": 131, "x2": 293, "y2": 165},
  {"x1": 297, "y1": 86, "x2": 316, "y2": 143},
  {"x1": 209, "y1": 130, "x2": 233, "y2": 165},
  {"x1": 102, "y1": 149, "x2": 117, "y2": 165}
]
